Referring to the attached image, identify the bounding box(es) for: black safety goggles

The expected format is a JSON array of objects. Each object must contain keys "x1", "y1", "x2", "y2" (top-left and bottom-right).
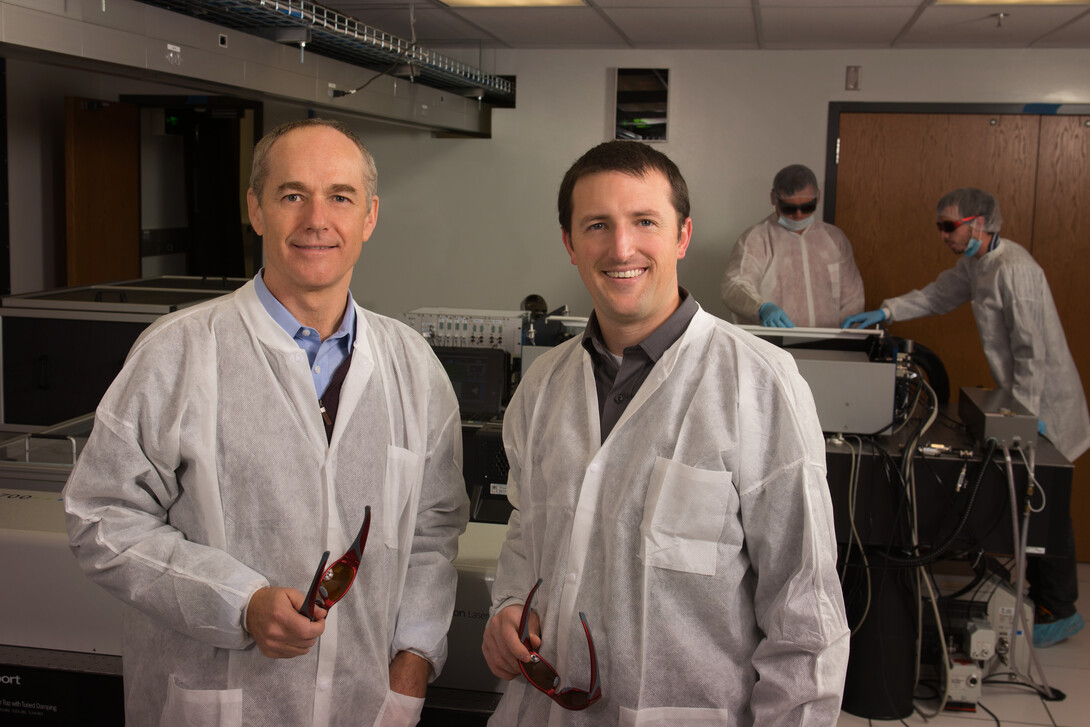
[{"x1": 777, "y1": 199, "x2": 818, "y2": 216}]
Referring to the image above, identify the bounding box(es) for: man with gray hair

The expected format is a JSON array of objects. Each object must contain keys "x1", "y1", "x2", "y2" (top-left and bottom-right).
[
  {"x1": 844, "y1": 187, "x2": 1088, "y2": 647},
  {"x1": 722, "y1": 163, "x2": 864, "y2": 328},
  {"x1": 65, "y1": 118, "x2": 469, "y2": 725}
]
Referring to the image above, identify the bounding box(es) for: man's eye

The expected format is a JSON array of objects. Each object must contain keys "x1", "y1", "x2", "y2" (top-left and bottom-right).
[
  {"x1": 284, "y1": 194, "x2": 301, "y2": 202},
  {"x1": 588, "y1": 222, "x2": 605, "y2": 231},
  {"x1": 638, "y1": 219, "x2": 655, "y2": 227},
  {"x1": 333, "y1": 195, "x2": 350, "y2": 203}
]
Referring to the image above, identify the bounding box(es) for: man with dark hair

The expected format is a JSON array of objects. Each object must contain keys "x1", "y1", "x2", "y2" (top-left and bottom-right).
[
  {"x1": 722, "y1": 163, "x2": 864, "y2": 328},
  {"x1": 65, "y1": 118, "x2": 468, "y2": 726},
  {"x1": 845, "y1": 187, "x2": 1089, "y2": 647},
  {"x1": 482, "y1": 141, "x2": 849, "y2": 725}
]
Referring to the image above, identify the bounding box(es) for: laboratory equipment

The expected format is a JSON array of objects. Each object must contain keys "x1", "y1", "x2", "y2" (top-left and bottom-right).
[
  {"x1": 958, "y1": 386, "x2": 1038, "y2": 451},
  {"x1": 403, "y1": 307, "x2": 524, "y2": 358},
  {"x1": 739, "y1": 325, "x2": 896, "y2": 434},
  {"x1": 0, "y1": 276, "x2": 245, "y2": 424}
]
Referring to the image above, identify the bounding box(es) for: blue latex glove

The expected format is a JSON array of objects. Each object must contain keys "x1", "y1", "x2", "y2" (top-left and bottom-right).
[
  {"x1": 1038, "y1": 420, "x2": 1046, "y2": 436},
  {"x1": 842, "y1": 309, "x2": 887, "y2": 329},
  {"x1": 759, "y1": 302, "x2": 795, "y2": 328}
]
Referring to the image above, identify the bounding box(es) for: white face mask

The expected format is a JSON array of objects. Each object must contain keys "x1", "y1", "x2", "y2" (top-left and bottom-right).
[{"x1": 778, "y1": 214, "x2": 814, "y2": 232}]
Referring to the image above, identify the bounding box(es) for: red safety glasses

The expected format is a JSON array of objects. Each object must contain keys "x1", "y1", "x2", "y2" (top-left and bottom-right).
[
  {"x1": 518, "y1": 578, "x2": 602, "y2": 711},
  {"x1": 299, "y1": 506, "x2": 371, "y2": 621},
  {"x1": 936, "y1": 215, "x2": 980, "y2": 233}
]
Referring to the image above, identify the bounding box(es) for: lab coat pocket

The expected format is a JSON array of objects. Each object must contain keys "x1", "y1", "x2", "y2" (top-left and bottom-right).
[
  {"x1": 160, "y1": 673, "x2": 242, "y2": 727},
  {"x1": 827, "y1": 263, "x2": 841, "y2": 301},
  {"x1": 382, "y1": 445, "x2": 424, "y2": 551},
  {"x1": 640, "y1": 458, "x2": 731, "y2": 576},
  {"x1": 618, "y1": 705, "x2": 732, "y2": 726}
]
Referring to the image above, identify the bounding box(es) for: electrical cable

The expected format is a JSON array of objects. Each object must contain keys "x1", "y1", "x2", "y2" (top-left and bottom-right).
[
  {"x1": 1003, "y1": 444, "x2": 1060, "y2": 701},
  {"x1": 1017, "y1": 445, "x2": 1047, "y2": 513},
  {"x1": 912, "y1": 565, "x2": 951, "y2": 718},
  {"x1": 332, "y1": 2, "x2": 422, "y2": 99},
  {"x1": 877, "y1": 438, "x2": 998, "y2": 567},
  {"x1": 840, "y1": 435, "x2": 872, "y2": 634}
]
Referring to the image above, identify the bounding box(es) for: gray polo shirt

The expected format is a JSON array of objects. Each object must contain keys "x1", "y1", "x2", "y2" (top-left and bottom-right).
[{"x1": 581, "y1": 288, "x2": 698, "y2": 441}]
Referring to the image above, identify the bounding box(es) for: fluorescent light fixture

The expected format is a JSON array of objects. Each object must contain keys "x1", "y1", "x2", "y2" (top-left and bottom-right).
[
  {"x1": 444, "y1": 0, "x2": 585, "y2": 7},
  {"x1": 935, "y1": 0, "x2": 1089, "y2": 5}
]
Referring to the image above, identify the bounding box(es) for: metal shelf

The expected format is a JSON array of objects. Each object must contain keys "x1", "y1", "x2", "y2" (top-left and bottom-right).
[{"x1": 136, "y1": 0, "x2": 516, "y2": 105}]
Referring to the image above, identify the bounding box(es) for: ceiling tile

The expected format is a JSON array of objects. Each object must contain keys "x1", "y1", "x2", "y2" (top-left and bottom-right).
[
  {"x1": 1031, "y1": 10, "x2": 1090, "y2": 47},
  {"x1": 343, "y1": 6, "x2": 493, "y2": 44},
  {"x1": 761, "y1": 6, "x2": 920, "y2": 48},
  {"x1": 898, "y1": 6, "x2": 1089, "y2": 48},
  {"x1": 456, "y1": 7, "x2": 630, "y2": 47},
  {"x1": 593, "y1": 0, "x2": 750, "y2": 7},
  {"x1": 607, "y1": 8, "x2": 758, "y2": 48}
]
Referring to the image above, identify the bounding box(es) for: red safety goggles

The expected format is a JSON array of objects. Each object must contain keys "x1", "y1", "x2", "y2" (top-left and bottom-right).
[
  {"x1": 936, "y1": 215, "x2": 980, "y2": 233},
  {"x1": 518, "y1": 578, "x2": 602, "y2": 711},
  {"x1": 300, "y1": 506, "x2": 371, "y2": 621}
]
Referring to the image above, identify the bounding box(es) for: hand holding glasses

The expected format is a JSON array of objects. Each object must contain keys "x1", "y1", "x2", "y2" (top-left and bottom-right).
[
  {"x1": 299, "y1": 506, "x2": 371, "y2": 621},
  {"x1": 517, "y1": 578, "x2": 602, "y2": 711}
]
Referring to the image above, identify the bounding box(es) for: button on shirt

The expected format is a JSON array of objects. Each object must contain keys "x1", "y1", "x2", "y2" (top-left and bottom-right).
[
  {"x1": 582, "y1": 288, "x2": 698, "y2": 441},
  {"x1": 254, "y1": 271, "x2": 355, "y2": 397}
]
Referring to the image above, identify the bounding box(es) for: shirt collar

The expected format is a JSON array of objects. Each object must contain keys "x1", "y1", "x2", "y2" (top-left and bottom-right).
[
  {"x1": 254, "y1": 269, "x2": 356, "y2": 346},
  {"x1": 582, "y1": 287, "x2": 698, "y2": 362}
]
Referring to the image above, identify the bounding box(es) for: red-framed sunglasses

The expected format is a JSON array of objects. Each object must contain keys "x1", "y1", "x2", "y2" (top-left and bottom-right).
[
  {"x1": 299, "y1": 506, "x2": 371, "y2": 621},
  {"x1": 518, "y1": 578, "x2": 602, "y2": 711},
  {"x1": 936, "y1": 215, "x2": 980, "y2": 233}
]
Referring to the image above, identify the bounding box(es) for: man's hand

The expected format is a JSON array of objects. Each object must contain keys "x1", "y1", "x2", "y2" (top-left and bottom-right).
[
  {"x1": 245, "y1": 586, "x2": 325, "y2": 658},
  {"x1": 482, "y1": 603, "x2": 539, "y2": 680}
]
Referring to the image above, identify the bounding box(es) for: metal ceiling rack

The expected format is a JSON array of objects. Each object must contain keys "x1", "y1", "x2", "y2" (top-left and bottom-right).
[{"x1": 135, "y1": 0, "x2": 515, "y2": 105}]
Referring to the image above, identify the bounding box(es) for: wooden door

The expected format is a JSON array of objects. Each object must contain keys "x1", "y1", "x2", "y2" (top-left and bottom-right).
[
  {"x1": 835, "y1": 112, "x2": 1039, "y2": 401},
  {"x1": 1029, "y1": 115, "x2": 1090, "y2": 560},
  {"x1": 835, "y1": 110, "x2": 1090, "y2": 560},
  {"x1": 65, "y1": 97, "x2": 139, "y2": 285}
]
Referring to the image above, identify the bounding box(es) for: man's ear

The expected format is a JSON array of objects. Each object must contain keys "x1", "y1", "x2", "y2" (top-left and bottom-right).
[
  {"x1": 562, "y1": 228, "x2": 577, "y2": 265},
  {"x1": 247, "y1": 189, "x2": 264, "y2": 236},
  {"x1": 676, "y1": 218, "x2": 693, "y2": 260}
]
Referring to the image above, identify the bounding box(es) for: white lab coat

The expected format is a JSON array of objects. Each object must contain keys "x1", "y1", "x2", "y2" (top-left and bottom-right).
[
  {"x1": 883, "y1": 238, "x2": 1090, "y2": 462},
  {"x1": 722, "y1": 215, "x2": 865, "y2": 328},
  {"x1": 64, "y1": 280, "x2": 468, "y2": 726},
  {"x1": 488, "y1": 308, "x2": 850, "y2": 726}
]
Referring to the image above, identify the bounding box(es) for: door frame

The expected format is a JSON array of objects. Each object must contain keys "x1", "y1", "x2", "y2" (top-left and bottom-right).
[{"x1": 823, "y1": 102, "x2": 1090, "y2": 225}]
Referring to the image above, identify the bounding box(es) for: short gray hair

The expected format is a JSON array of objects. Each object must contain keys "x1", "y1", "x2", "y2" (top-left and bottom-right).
[
  {"x1": 772, "y1": 164, "x2": 819, "y2": 198},
  {"x1": 936, "y1": 188, "x2": 1002, "y2": 233},
  {"x1": 249, "y1": 118, "x2": 377, "y2": 202}
]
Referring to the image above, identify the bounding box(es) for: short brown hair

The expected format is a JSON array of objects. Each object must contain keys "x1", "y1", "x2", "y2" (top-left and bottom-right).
[{"x1": 558, "y1": 141, "x2": 690, "y2": 233}]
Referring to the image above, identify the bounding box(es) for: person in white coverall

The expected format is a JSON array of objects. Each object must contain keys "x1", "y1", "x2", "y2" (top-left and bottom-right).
[
  {"x1": 64, "y1": 119, "x2": 469, "y2": 726},
  {"x1": 481, "y1": 141, "x2": 850, "y2": 725},
  {"x1": 722, "y1": 164, "x2": 864, "y2": 328},
  {"x1": 844, "y1": 187, "x2": 1089, "y2": 648}
]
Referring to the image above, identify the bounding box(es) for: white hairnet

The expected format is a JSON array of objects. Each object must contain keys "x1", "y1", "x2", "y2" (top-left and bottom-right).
[{"x1": 936, "y1": 188, "x2": 1003, "y2": 232}]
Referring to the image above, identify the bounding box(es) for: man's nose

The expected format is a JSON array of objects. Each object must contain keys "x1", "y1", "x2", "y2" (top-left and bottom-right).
[
  {"x1": 608, "y1": 226, "x2": 637, "y2": 258},
  {"x1": 304, "y1": 200, "x2": 328, "y2": 229}
]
